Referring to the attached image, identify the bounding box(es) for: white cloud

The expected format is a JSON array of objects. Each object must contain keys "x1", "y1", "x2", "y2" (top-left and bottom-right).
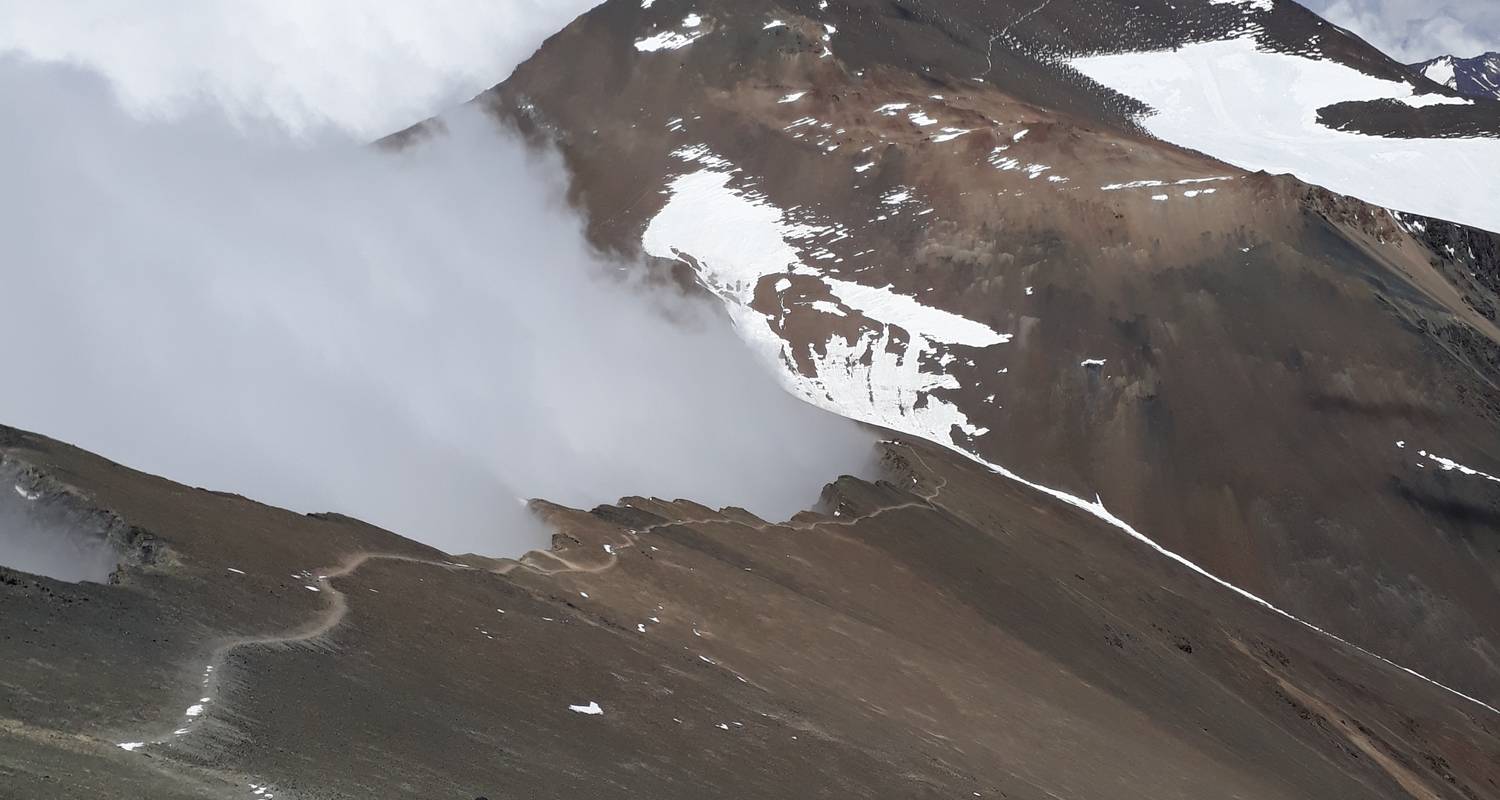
[
  {"x1": 0, "y1": 0, "x2": 605, "y2": 138},
  {"x1": 1304, "y1": 0, "x2": 1500, "y2": 62},
  {"x1": 0, "y1": 59, "x2": 873, "y2": 558}
]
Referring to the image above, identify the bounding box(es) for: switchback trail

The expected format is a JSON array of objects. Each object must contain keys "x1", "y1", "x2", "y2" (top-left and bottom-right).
[{"x1": 120, "y1": 552, "x2": 471, "y2": 753}]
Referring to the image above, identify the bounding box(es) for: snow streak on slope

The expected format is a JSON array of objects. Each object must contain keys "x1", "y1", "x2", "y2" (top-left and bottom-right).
[
  {"x1": 641, "y1": 148, "x2": 1499, "y2": 718},
  {"x1": 1070, "y1": 36, "x2": 1500, "y2": 233},
  {"x1": 959, "y1": 447, "x2": 1500, "y2": 716}
]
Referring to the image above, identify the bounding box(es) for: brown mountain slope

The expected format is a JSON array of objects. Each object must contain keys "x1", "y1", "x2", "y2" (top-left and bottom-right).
[
  {"x1": 3, "y1": 425, "x2": 1500, "y2": 798},
  {"x1": 429, "y1": 0, "x2": 1500, "y2": 701}
]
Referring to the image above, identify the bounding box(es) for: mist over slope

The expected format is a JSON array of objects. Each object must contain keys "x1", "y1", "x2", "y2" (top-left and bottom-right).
[{"x1": 0, "y1": 59, "x2": 872, "y2": 557}]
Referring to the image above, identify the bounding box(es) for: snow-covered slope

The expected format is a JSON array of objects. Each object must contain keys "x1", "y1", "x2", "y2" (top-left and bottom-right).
[
  {"x1": 1412, "y1": 52, "x2": 1500, "y2": 101},
  {"x1": 1071, "y1": 36, "x2": 1500, "y2": 233}
]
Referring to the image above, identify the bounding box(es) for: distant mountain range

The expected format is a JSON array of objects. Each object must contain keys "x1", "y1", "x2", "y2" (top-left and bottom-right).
[{"x1": 1412, "y1": 52, "x2": 1500, "y2": 100}]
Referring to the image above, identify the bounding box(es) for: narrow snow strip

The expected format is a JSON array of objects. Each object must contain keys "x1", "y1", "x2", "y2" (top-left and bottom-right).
[
  {"x1": 1069, "y1": 35, "x2": 1500, "y2": 233},
  {"x1": 1208, "y1": 0, "x2": 1273, "y2": 10},
  {"x1": 1417, "y1": 449, "x2": 1500, "y2": 484},
  {"x1": 1101, "y1": 180, "x2": 1167, "y2": 191},
  {"x1": 950, "y1": 446, "x2": 1500, "y2": 716},
  {"x1": 821, "y1": 277, "x2": 1010, "y2": 347},
  {"x1": 1400, "y1": 94, "x2": 1471, "y2": 108},
  {"x1": 778, "y1": 91, "x2": 808, "y2": 103}
]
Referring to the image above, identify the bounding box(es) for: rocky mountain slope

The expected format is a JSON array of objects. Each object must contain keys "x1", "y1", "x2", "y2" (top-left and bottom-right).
[
  {"x1": 4, "y1": 424, "x2": 1500, "y2": 798},
  {"x1": 1412, "y1": 52, "x2": 1500, "y2": 101},
  {"x1": 435, "y1": 0, "x2": 1500, "y2": 702}
]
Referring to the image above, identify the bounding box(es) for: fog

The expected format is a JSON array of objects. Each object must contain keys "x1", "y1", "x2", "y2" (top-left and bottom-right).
[
  {"x1": 1304, "y1": 0, "x2": 1499, "y2": 62},
  {"x1": 1, "y1": 466, "x2": 119, "y2": 583},
  {"x1": 0, "y1": 58, "x2": 874, "y2": 558},
  {"x1": 0, "y1": 0, "x2": 608, "y2": 138}
]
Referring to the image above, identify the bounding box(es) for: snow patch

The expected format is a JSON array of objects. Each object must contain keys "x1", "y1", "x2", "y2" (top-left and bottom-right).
[
  {"x1": 931, "y1": 127, "x2": 971, "y2": 143},
  {"x1": 569, "y1": 701, "x2": 604, "y2": 715},
  {"x1": 820, "y1": 277, "x2": 1009, "y2": 347},
  {"x1": 635, "y1": 17, "x2": 708, "y2": 52},
  {"x1": 1208, "y1": 0, "x2": 1273, "y2": 11},
  {"x1": 1070, "y1": 36, "x2": 1500, "y2": 233}
]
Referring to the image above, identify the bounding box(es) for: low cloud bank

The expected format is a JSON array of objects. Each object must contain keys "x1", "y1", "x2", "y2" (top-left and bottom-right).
[
  {"x1": 1305, "y1": 0, "x2": 1499, "y2": 62},
  {"x1": 0, "y1": 465, "x2": 119, "y2": 584},
  {"x1": 0, "y1": 59, "x2": 873, "y2": 557}
]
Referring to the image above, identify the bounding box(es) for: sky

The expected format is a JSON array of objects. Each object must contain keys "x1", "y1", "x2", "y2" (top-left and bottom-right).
[
  {"x1": 0, "y1": 2, "x2": 876, "y2": 564},
  {"x1": 1302, "y1": 0, "x2": 1500, "y2": 62},
  {"x1": 0, "y1": 0, "x2": 607, "y2": 139}
]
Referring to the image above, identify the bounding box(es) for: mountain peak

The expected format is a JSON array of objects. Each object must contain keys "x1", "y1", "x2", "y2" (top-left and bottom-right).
[{"x1": 1411, "y1": 51, "x2": 1500, "y2": 100}]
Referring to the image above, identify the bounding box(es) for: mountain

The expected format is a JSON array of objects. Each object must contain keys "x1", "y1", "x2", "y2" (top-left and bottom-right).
[
  {"x1": 455, "y1": 0, "x2": 1500, "y2": 699},
  {"x1": 1412, "y1": 52, "x2": 1500, "y2": 101},
  {"x1": 5, "y1": 425, "x2": 1500, "y2": 798},
  {"x1": 7, "y1": 0, "x2": 1500, "y2": 798}
]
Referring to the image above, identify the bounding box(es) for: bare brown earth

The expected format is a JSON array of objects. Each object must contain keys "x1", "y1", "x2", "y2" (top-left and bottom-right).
[
  {"x1": 436, "y1": 0, "x2": 1500, "y2": 702},
  {"x1": 6, "y1": 1, "x2": 1500, "y2": 797},
  {"x1": 3, "y1": 424, "x2": 1500, "y2": 799}
]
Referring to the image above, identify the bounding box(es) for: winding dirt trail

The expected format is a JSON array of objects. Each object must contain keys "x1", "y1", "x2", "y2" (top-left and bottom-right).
[
  {"x1": 128, "y1": 552, "x2": 470, "y2": 752},
  {"x1": 129, "y1": 446, "x2": 952, "y2": 751}
]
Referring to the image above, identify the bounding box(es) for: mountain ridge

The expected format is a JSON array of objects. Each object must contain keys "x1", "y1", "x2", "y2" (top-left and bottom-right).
[
  {"x1": 5, "y1": 422, "x2": 1500, "y2": 797},
  {"x1": 1411, "y1": 51, "x2": 1500, "y2": 101}
]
